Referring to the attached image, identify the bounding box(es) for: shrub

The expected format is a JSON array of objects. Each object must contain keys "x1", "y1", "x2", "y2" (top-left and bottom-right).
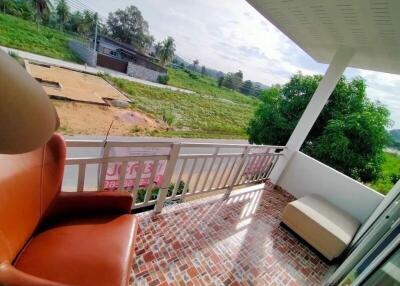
[
  {"x1": 162, "y1": 109, "x2": 175, "y2": 125},
  {"x1": 157, "y1": 74, "x2": 169, "y2": 84},
  {"x1": 390, "y1": 173, "x2": 400, "y2": 184},
  {"x1": 135, "y1": 181, "x2": 187, "y2": 203}
]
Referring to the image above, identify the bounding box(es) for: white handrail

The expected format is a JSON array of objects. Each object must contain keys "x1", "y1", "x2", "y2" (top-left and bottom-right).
[{"x1": 63, "y1": 139, "x2": 286, "y2": 212}]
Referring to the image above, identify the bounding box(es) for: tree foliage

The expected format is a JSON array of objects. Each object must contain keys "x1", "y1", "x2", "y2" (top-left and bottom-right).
[
  {"x1": 31, "y1": 0, "x2": 52, "y2": 25},
  {"x1": 221, "y1": 71, "x2": 243, "y2": 90},
  {"x1": 106, "y1": 5, "x2": 153, "y2": 52},
  {"x1": 154, "y1": 36, "x2": 176, "y2": 66},
  {"x1": 247, "y1": 73, "x2": 391, "y2": 182},
  {"x1": 0, "y1": 0, "x2": 33, "y2": 20},
  {"x1": 56, "y1": 0, "x2": 69, "y2": 31},
  {"x1": 240, "y1": 80, "x2": 253, "y2": 95}
]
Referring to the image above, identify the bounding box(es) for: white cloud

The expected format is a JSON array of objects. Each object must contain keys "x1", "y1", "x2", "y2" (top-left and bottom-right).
[{"x1": 85, "y1": 0, "x2": 399, "y2": 128}]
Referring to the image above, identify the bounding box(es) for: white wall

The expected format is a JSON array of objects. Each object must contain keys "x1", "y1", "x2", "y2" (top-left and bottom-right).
[{"x1": 278, "y1": 151, "x2": 384, "y2": 223}]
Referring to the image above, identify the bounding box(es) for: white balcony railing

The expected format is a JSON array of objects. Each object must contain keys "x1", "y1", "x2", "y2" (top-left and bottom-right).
[{"x1": 63, "y1": 140, "x2": 285, "y2": 211}]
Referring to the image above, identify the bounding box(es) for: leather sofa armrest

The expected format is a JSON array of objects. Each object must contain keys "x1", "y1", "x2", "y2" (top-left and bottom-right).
[
  {"x1": 46, "y1": 191, "x2": 133, "y2": 218},
  {"x1": 0, "y1": 263, "x2": 68, "y2": 286}
]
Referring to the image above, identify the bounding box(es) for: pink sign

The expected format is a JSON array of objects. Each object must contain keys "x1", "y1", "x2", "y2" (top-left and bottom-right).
[{"x1": 104, "y1": 146, "x2": 170, "y2": 191}]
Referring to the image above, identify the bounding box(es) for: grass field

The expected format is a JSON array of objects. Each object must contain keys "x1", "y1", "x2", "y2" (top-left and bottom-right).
[
  {"x1": 0, "y1": 14, "x2": 81, "y2": 62},
  {"x1": 106, "y1": 69, "x2": 259, "y2": 139},
  {"x1": 370, "y1": 152, "x2": 400, "y2": 195}
]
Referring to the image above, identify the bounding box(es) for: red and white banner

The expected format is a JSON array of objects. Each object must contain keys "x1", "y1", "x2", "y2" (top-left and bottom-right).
[{"x1": 103, "y1": 147, "x2": 170, "y2": 191}]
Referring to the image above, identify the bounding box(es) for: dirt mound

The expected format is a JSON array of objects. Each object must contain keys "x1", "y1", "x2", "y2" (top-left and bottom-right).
[
  {"x1": 53, "y1": 100, "x2": 165, "y2": 136},
  {"x1": 115, "y1": 110, "x2": 160, "y2": 128}
]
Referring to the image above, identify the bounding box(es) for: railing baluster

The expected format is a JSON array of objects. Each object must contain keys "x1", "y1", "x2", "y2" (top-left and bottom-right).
[
  {"x1": 224, "y1": 146, "x2": 250, "y2": 199},
  {"x1": 98, "y1": 144, "x2": 111, "y2": 191},
  {"x1": 216, "y1": 157, "x2": 229, "y2": 189},
  {"x1": 172, "y1": 159, "x2": 187, "y2": 198},
  {"x1": 131, "y1": 160, "x2": 144, "y2": 206},
  {"x1": 265, "y1": 155, "x2": 278, "y2": 179},
  {"x1": 144, "y1": 159, "x2": 159, "y2": 203},
  {"x1": 209, "y1": 156, "x2": 224, "y2": 191},
  {"x1": 118, "y1": 161, "x2": 128, "y2": 191},
  {"x1": 261, "y1": 155, "x2": 275, "y2": 180},
  {"x1": 77, "y1": 163, "x2": 86, "y2": 192},
  {"x1": 250, "y1": 155, "x2": 262, "y2": 182},
  {"x1": 247, "y1": 154, "x2": 260, "y2": 183},
  {"x1": 255, "y1": 150, "x2": 271, "y2": 181},
  {"x1": 155, "y1": 143, "x2": 181, "y2": 213},
  {"x1": 193, "y1": 158, "x2": 207, "y2": 193},
  {"x1": 185, "y1": 158, "x2": 198, "y2": 195},
  {"x1": 222, "y1": 156, "x2": 237, "y2": 188},
  {"x1": 199, "y1": 147, "x2": 219, "y2": 192}
]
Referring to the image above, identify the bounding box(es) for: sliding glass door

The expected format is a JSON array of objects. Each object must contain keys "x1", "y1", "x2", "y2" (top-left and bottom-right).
[{"x1": 327, "y1": 181, "x2": 400, "y2": 285}]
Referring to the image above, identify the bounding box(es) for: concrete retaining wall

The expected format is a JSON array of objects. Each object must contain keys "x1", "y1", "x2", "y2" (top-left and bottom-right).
[
  {"x1": 127, "y1": 62, "x2": 166, "y2": 82},
  {"x1": 278, "y1": 151, "x2": 384, "y2": 223},
  {"x1": 69, "y1": 40, "x2": 97, "y2": 67}
]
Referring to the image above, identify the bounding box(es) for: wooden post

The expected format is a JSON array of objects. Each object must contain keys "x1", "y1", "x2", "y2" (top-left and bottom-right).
[
  {"x1": 224, "y1": 146, "x2": 250, "y2": 199},
  {"x1": 154, "y1": 143, "x2": 181, "y2": 213}
]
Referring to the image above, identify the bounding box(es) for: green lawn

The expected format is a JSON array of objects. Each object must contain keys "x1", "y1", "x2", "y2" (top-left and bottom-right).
[
  {"x1": 370, "y1": 152, "x2": 400, "y2": 195},
  {"x1": 106, "y1": 70, "x2": 259, "y2": 139},
  {"x1": 0, "y1": 14, "x2": 81, "y2": 62},
  {"x1": 167, "y1": 68, "x2": 259, "y2": 106}
]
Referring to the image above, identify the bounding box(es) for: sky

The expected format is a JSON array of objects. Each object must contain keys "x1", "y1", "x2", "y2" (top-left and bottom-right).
[{"x1": 82, "y1": 0, "x2": 399, "y2": 129}]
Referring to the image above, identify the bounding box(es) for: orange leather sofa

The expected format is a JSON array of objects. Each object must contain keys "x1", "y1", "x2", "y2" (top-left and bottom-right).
[{"x1": 0, "y1": 134, "x2": 138, "y2": 286}]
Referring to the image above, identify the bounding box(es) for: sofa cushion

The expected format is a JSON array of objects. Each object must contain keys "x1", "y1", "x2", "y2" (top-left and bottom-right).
[
  {"x1": 0, "y1": 134, "x2": 65, "y2": 263},
  {"x1": 14, "y1": 214, "x2": 137, "y2": 286},
  {"x1": 281, "y1": 194, "x2": 360, "y2": 260}
]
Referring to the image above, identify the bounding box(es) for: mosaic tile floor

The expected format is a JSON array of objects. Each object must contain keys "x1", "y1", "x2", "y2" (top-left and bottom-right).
[{"x1": 131, "y1": 185, "x2": 331, "y2": 286}]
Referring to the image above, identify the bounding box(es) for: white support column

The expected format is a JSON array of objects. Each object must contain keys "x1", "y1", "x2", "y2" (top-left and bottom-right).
[{"x1": 270, "y1": 46, "x2": 354, "y2": 185}]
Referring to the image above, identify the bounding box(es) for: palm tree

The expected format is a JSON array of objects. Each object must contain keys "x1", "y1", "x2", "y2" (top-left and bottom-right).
[
  {"x1": 31, "y1": 0, "x2": 53, "y2": 26},
  {"x1": 156, "y1": 37, "x2": 176, "y2": 66},
  {"x1": 56, "y1": 0, "x2": 69, "y2": 32},
  {"x1": 1, "y1": 0, "x2": 16, "y2": 14}
]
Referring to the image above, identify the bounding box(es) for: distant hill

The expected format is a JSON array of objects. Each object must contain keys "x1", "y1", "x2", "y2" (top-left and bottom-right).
[
  {"x1": 389, "y1": 129, "x2": 400, "y2": 150},
  {"x1": 172, "y1": 55, "x2": 269, "y2": 90},
  {"x1": 390, "y1": 129, "x2": 400, "y2": 142}
]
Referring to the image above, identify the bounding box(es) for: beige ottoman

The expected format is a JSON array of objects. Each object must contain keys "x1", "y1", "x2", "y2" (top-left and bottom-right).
[{"x1": 281, "y1": 194, "x2": 360, "y2": 261}]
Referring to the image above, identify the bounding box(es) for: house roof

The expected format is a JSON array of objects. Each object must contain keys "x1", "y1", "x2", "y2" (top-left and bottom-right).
[
  {"x1": 247, "y1": 0, "x2": 400, "y2": 74},
  {"x1": 97, "y1": 35, "x2": 157, "y2": 61}
]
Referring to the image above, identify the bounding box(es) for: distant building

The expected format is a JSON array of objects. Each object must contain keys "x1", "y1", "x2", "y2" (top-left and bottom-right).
[
  {"x1": 94, "y1": 35, "x2": 167, "y2": 82},
  {"x1": 68, "y1": 35, "x2": 166, "y2": 83}
]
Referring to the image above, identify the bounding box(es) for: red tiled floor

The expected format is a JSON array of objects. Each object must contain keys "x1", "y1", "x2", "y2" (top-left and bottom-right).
[{"x1": 131, "y1": 184, "x2": 331, "y2": 285}]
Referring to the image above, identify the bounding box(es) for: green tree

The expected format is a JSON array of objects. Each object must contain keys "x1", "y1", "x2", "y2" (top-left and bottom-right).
[
  {"x1": 222, "y1": 73, "x2": 235, "y2": 89},
  {"x1": 201, "y1": 65, "x2": 206, "y2": 76},
  {"x1": 217, "y1": 76, "x2": 224, "y2": 88},
  {"x1": 56, "y1": 0, "x2": 69, "y2": 31},
  {"x1": 232, "y1": 70, "x2": 243, "y2": 90},
  {"x1": 155, "y1": 36, "x2": 176, "y2": 66},
  {"x1": 31, "y1": 0, "x2": 52, "y2": 26},
  {"x1": 240, "y1": 80, "x2": 254, "y2": 95},
  {"x1": 1, "y1": 0, "x2": 16, "y2": 14},
  {"x1": 247, "y1": 73, "x2": 391, "y2": 182},
  {"x1": 253, "y1": 83, "x2": 263, "y2": 97},
  {"x1": 106, "y1": 5, "x2": 153, "y2": 52}
]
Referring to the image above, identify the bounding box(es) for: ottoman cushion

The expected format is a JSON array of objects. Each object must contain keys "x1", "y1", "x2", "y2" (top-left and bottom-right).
[{"x1": 282, "y1": 194, "x2": 360, "y2": 260}]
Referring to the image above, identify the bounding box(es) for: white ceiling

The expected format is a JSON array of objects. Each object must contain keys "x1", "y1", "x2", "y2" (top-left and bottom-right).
[{"x1": 247, "y1": 0, "x2": 400, "y2": 74}]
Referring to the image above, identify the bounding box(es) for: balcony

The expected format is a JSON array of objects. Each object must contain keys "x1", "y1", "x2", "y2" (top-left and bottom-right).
[
  {"x1": 0, "y1": 1, "x2": 399, "y2": 285},
  {"x1": 61, "y1": 138, "x2": 385, "y2": 286},
  {"x1": 132, "y1": 184, "x2": 330, "y2": 286}
]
